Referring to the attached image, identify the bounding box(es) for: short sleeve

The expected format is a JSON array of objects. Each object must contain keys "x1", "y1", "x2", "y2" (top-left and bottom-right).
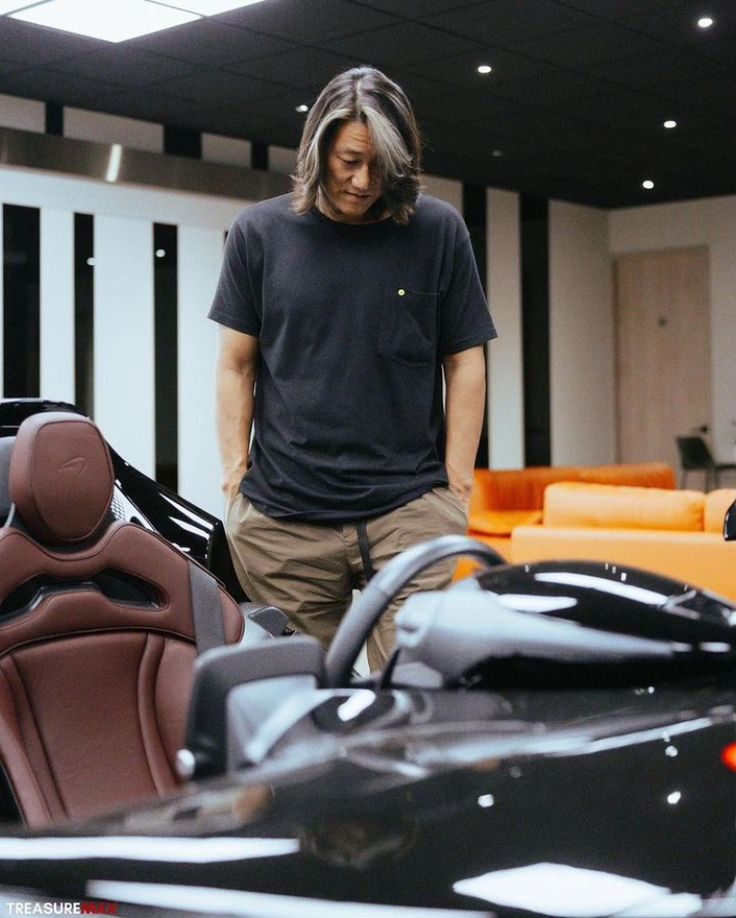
[
  {"x1": 439, "y1": 224, "x2": 497, "y2": 355},
  {"x1": 208, "y1": 219, "x2": 261, "y2": 336}
]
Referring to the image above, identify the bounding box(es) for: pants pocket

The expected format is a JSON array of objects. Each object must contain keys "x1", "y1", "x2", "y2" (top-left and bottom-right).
[{"x1": 432, "y1": 486, "x2": 469, "y2": 528}]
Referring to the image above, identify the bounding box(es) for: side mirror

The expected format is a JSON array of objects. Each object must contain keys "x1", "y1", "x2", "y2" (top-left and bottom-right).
[
  {"x1": 180, "y1": 636, "x2": 324, "y2": 779},
  {"x1": 725, "y1": 497, "x2": 736, "y2": 541}
]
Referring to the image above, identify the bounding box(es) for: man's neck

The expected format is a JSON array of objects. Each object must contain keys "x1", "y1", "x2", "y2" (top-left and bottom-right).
[{"x1": 316, "y1": 189, "x2": 388, "y2": 225}]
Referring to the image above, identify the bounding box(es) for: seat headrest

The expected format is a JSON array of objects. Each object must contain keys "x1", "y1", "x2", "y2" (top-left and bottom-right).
[{"x1": 8, "y1": 412, "x2": 114, "y2": 544}]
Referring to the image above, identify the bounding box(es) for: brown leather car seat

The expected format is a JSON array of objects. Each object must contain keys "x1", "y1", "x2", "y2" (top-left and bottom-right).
[{"x1": 0, "y1": 412, "x2": 244, "y2": 827}]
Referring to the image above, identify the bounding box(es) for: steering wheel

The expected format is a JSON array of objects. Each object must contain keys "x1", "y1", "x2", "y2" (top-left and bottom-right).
[{"x1": 323, "y1": 534, "x2": 505, "y2": 687}]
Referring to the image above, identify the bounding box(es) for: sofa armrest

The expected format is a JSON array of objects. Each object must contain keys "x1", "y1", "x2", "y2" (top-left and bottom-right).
[{"x1": 468, "y1": 508, "x2": 542, "y2": 536}]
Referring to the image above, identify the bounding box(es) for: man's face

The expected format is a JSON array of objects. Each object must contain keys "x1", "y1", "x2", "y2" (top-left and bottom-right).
[{"x1": 322, "y1": 120, "x2": 384, "y2": 223}]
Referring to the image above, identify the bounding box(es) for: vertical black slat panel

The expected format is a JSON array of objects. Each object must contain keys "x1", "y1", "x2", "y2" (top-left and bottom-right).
[
  {"x1": 74, "y1": 213, "x2": 94, "y2": 416},
  {"x1": 520, "y1": 194, "x2": 551, "y2": 466},
  {"x1": 251, "y1": 142, "x2": 269, "y2": 171},
  {"x1": 154, "y1": 223, "x2": 178, "y2": 492},
  {"x1": 461, "y1": 182, "x2": 489, "y2": 468},
  {"x1": 3, "y1": 205, "x2": 40, "y2": 397},
  {"x1": 45, "y1": 101, "x2": 63, "y2": 136},
  {"x1": 164, "y1": 126, "x2": 202, "y2": 159}
]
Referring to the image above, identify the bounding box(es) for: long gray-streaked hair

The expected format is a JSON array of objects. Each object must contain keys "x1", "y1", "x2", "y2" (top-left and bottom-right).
[{"x1": 292, "y1": 67, "x2": 422, "y2": 225}]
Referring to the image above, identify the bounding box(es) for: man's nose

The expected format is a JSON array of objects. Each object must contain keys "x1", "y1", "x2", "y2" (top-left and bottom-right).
[{"x1": 351, "y1": 163, "x2": 372, "y2": 190}]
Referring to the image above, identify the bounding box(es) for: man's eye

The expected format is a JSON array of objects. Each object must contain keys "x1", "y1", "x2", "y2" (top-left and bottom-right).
[{"x1": 342, "y1": 159, "x2": 360, "y2": 165}]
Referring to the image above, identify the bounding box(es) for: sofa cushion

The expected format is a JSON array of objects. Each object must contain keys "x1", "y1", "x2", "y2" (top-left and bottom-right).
[
  {"x1": 468, "y1": 508, "x2": 543, "y2": 536},
  {"x1": 543, "y1": 482, "x2": 705, "y2": 532},
  {"x1": 704, "y1": 489, "x2": 736, "y2": 534}
]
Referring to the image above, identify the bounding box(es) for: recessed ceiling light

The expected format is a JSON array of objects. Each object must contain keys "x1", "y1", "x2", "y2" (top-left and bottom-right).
[
  {"x1": 155, "y1": 248, "x2": 166, "y2": 258},
  {"x1": 153, "y1": 0, "x2": 266, "y2": 13},
  {"x1": 9, "y1": 0, "x2": 200, "y2": 42},
  {"x1": 477, "y1": 64, "x2": 492, "y2": 74},
  {"x1": 492, "y1": 149, "x2": 504, "y2": 157},
  {"x1": 663, "y1": 119, "x2": 677, "y2": 129},
  {"x1": 642, "y1": 179, "x2": 655, "y2": 190},
  {"x1": 697, "y1": 15, "x2": 714, "y2": 28},
  {"x1": 295, "y1": 104, "x2": 309, "y2": 113}
]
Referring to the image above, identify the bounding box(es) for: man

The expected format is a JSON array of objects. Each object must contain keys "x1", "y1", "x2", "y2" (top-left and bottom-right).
[{"x1": 209, "y1": 66, "x2": 496, "y2": 670}]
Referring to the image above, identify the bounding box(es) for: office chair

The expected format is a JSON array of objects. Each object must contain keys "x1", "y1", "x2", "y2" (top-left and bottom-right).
[{"x1": 675, "y1": 435, "x2": 736, "y2": 491}]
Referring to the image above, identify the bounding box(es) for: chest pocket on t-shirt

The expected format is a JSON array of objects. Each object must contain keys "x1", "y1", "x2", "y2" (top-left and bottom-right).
[{"x1": 379, "y1": 288, "x2": 438, "y2": 367}]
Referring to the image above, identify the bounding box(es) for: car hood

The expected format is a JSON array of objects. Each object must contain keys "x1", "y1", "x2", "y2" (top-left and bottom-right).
[{"x1": 2, "y1": 682, "x2": 736, "y2": 917}]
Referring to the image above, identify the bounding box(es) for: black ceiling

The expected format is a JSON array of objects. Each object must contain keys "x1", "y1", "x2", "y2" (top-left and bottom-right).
[{"x1": 0, "y1": 0, "x2": 734, "y2": 208}]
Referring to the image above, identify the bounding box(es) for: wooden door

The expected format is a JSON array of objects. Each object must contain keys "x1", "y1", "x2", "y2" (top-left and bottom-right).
[{"x1": 614, "y1": 246, "x2": 711, "y2": 469}]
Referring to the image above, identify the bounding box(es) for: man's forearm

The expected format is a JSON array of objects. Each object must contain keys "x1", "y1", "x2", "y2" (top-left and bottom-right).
[
  {"x1": 216, "y1": 361, "x2": 256, "y2": 499},
  {"x1": 443, "y1": 346, "x2": 487, "y2": 504}
]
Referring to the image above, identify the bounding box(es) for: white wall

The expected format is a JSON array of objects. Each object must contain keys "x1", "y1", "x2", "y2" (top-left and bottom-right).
[
  {"x1": 549, "y1": 200, "x2": 615, "y2": 464},
  {"x1": 178, "y1": 226, "x2": 226, "y2": 516},
  {"x1": 12, "y1": 141, "x2": 729, "y2": 506},
  {"x1": 94, "y1": 215, "x2": 156, "y2": 474},
  {"x1": 0, "y1": 166, "x2": 248, "y2": 227},
  {"x1": 39, "y1": 209, "x2": 75, "y2": 403},
  {"x1": 64, "y1": 108, "x2": 163, "y2": 154},
  {"x1": 609, "y1": 195, "x2": 736, "y2": 463},
  {"x1": 487, "y1": 187, "x2": 524, "y2": 468},
  {"x1": 0, "y1": 162, "x2": 252, "y2": 511},
  {"x1": 484, "y1": 194, "x2": 616, "y2": 469}
]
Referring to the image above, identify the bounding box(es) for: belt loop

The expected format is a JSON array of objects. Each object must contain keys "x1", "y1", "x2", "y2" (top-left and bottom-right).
[{"x1": 355, "y1": 521, "x2": 376, "y2": 582}]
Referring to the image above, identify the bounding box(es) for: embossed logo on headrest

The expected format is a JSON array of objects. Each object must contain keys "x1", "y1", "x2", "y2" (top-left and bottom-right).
[{"x1": 61, "y1": 456, "x2": 86, "y2": 476}]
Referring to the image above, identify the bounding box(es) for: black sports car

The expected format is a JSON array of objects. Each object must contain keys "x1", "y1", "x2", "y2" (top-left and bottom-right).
[{"x1": 2, "y1": 400, "x2": 736, "y2": 918}]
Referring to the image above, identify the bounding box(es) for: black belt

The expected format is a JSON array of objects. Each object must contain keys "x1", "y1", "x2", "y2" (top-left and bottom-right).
[{"x1": 355, "y1": 520, "x2": 376, "y2": 582}]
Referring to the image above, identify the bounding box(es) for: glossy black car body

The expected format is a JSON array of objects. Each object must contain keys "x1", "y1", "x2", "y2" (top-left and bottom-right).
[
  {"x1": 2, "y1": 400, "x2": 736, "y2": 918},
  {"x1": 5, "y1": 552, "x2": 736, "y2": 917}
]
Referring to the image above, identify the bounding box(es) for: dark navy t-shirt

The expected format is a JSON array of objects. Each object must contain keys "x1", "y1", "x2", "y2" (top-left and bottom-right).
[{"x1": 209, "y1": 192, "x2": 496, "y2": 522}]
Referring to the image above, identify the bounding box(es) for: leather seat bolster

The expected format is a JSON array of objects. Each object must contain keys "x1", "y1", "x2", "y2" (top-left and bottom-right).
[
  {"x1": 0, "y1": 656, "x2": 65, "y2": 826},
  {"x1": 0, "y1": 524, "x2": 244, "y2": 656}
]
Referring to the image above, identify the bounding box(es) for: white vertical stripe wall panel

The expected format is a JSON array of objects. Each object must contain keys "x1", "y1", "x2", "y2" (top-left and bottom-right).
[
  {"x1": 487, "y1": 188, "x2": 524, "y2": 469},
  {"x1": 177, "y1": 225, "x2": 226, "y2": 516},
  {"x1": 94, "y1": 215, "x2": 155, "y2": 475},
  {"x1": 40, "y1": 208, "x2": 75, "y2": 403},
  {"x1": 549, "y1": 201, "x2": 615, "y2": 465}
]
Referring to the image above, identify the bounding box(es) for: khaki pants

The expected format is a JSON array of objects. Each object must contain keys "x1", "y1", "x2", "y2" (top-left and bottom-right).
[{"x1": 225, "y1": 487, "x2": 468, "y2": 671}]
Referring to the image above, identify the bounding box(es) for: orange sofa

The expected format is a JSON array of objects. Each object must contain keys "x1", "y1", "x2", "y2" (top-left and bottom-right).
[
  {"x1": 510, "y1": 482, "x2": 736, "y2": 601},
  {"x1": 468, "y1": 462, "x2": 676, "y2": 559}
]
